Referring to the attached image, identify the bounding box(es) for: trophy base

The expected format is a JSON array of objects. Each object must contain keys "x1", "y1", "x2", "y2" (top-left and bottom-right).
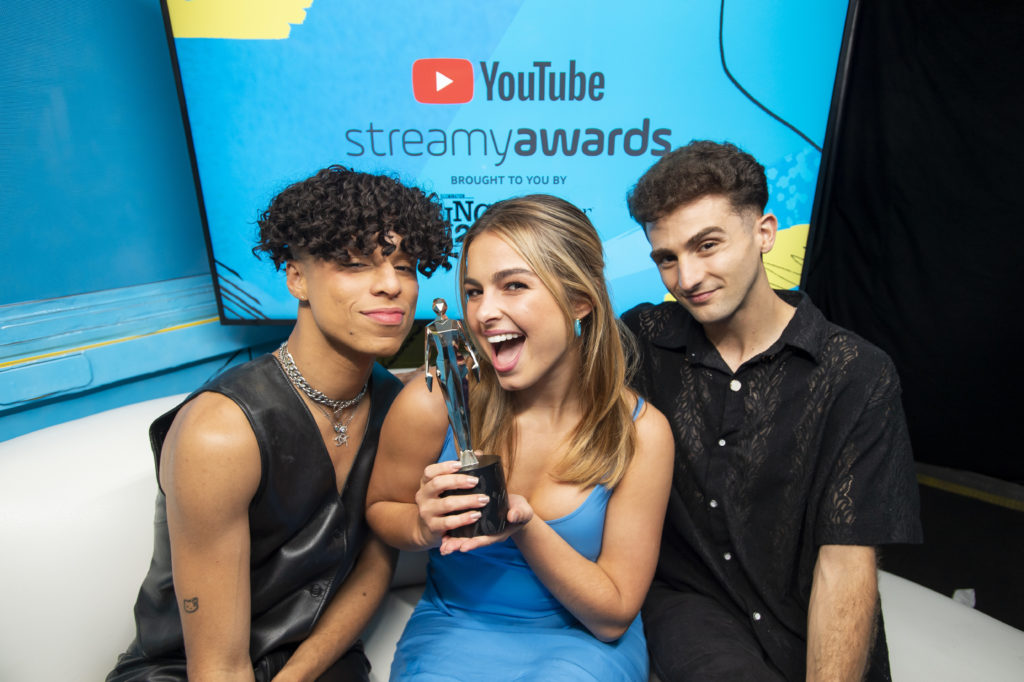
[{"x1": 441, "y1": 454, "x2": 509, "y2": 538}]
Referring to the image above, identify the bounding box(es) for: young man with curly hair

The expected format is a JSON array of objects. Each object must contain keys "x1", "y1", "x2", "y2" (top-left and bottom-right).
[
  {"x1": 623, "y1": 141, "x2": 921, "y2": 681},
  {"x1": 108, "y1": 166, "x2": 453, "y2": 682}
]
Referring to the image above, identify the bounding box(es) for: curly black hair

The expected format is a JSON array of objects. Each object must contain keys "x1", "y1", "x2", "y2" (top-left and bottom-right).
[
  {"x1": 627, "y1": 140, "x2": 768, "y2": 225},
  {"x1": 253, "y1": 165, "x2": 453, "y2": 277}
]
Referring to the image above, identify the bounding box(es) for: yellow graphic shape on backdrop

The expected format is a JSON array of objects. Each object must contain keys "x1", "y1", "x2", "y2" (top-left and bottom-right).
[
  {"x1": 764, "y1": 223, "x2": 808, "y2": 290},
  {"x1": 661, "y1": 223, "x2": 810, "y2": 302},
  {"x1": 167, "y1": 0, "x2": 314, "y2": 39}
]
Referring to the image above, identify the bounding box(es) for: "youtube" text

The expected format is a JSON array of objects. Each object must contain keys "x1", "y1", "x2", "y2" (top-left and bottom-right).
[{"x1": 480, "y1": 60, "x2": 604, "y2": 102}]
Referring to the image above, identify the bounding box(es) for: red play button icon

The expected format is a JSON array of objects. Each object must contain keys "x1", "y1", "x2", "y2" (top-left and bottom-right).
[{"x1": 412, "y1": 58, "x2": 474, "y2": 104}]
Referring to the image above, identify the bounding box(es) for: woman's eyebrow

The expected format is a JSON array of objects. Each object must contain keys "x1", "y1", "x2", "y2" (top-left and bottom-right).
[{"x1": 491, "y1": 267, "x2": 534, "y2": 282}]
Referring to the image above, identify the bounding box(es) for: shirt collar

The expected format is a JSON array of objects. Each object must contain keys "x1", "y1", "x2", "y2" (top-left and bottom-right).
[
  {"x1": 764, "y1": 290, "x2": 827, "y2": 363},
  {"x1": 650, "y1": 290, "x2": 828, "y2": 365}
]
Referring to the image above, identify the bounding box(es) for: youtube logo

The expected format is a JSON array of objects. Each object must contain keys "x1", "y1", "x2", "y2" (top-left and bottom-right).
[{"x1": 412, "y1": 58, "x2": 473, "y2": 104}]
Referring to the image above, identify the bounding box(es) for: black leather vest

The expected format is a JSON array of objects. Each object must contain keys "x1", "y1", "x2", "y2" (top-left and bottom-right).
[{"x1": 108, "y1": 354, "x2": 401, "y2": 680}]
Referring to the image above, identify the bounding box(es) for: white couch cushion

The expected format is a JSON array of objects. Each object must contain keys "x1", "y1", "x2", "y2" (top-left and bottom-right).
[{"x1": 0, "y1": 395, "x2": 181, "y2": 682}]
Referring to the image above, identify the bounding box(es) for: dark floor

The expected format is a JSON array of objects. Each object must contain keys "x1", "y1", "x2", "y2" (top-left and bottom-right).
[{"x1": 881, "y1": 465, "x2": 1024, "y2": 631}]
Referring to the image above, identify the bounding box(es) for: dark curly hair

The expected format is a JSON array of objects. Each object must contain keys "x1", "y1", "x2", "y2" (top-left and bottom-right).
[
  {"x1": 627, "y1": 140, "x2": 768, "y2": 225},
  {"x1": 253, "y1": 165, "x2": 453, "y2": 276}
]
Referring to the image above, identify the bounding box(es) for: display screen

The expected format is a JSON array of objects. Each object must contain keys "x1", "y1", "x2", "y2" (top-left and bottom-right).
[{"x1": 162, "y1": 0, "x2": 851, "y2": 322}]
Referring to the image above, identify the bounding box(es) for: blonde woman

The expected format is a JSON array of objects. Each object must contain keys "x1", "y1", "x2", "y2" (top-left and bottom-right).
[{"x1": 367, "y1": 195, "x2": 673, "y2": 681}]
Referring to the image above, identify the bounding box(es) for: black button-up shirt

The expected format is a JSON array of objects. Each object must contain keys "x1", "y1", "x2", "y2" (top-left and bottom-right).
[{"x1": 623, "y1": 291, "x2": 922, "y2": 681}]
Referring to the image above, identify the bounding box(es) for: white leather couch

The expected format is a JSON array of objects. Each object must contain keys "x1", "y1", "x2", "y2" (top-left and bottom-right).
[{"x1": 1, "y1": 395, "x2": 1022, "y2": 681}]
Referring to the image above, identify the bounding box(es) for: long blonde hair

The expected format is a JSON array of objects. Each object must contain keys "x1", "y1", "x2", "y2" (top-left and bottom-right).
[{"x1": 458, "y1": 194, "x2": 638, "y2": 488}]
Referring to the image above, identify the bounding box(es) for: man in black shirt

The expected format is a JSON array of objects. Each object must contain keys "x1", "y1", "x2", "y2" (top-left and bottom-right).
[{"x1": 623, "y1": 141, "x2": 921, "y2": 681}]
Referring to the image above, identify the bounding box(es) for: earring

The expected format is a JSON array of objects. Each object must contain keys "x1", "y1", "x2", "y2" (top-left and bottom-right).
[{"x1": 574, "y1": 318, "x2": 582, "y2": 337}]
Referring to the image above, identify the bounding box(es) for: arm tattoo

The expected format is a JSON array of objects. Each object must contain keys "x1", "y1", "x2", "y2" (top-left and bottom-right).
[{"x1": 182, "y1": 597, "x2": 199, "y2": 613}]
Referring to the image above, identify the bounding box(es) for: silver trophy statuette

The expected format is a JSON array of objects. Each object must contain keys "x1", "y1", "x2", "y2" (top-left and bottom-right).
[
  {"x1": 424, "y1": 298, "x2": 480, "y2": 467},
  {"x1": 424, "y1": 298, "x2": 509, "y2": 538}
]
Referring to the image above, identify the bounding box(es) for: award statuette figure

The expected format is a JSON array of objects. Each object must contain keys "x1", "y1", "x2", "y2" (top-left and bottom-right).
[{"x1": 424, "y1": 298, "x2": 509, "y2": 537}]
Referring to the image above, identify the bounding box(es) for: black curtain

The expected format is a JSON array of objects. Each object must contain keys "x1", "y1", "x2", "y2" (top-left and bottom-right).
[{"x1": 803, "y1": 0, "x2": 1024, "y2": 481}]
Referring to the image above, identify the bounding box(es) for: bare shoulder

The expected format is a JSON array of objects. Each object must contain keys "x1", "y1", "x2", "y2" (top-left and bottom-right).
[
  {"x1": 385, "y1": 374, "x2": 450, "y2": 435},
  {"x1": 605, "y1": 394, "x2": 673, "y2": 524},
  {"x1": 159, "y1": 391, "x2": 262, "y2": 511},
  {"x1": 632, "y1": 395, "x2": 673, "y2": 454}
]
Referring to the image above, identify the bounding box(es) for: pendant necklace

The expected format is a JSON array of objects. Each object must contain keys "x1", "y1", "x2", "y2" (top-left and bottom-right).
[{"x1": 276, "y1": 341, "x2": 368, "y2": 446}]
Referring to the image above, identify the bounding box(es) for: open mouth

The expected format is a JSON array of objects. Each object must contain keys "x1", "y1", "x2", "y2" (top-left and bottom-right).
[{"x1": 487, "y1": 332, "x2": 524, "y2": 372}]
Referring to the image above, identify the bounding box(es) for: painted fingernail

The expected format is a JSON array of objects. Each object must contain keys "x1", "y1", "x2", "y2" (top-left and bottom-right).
[
  {"x1": 477, "y1": 495, "x2": 490, "y2": 505},
  {"x1": 466, "y1": 476, "x2": 479, "y2": 485},
  {"x1": 469, "y1": 511, "x2": 482, "y2": 520}
]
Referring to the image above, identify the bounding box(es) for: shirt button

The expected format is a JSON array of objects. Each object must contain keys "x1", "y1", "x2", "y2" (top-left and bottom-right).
[
  {"x1": 730, "y1": 379, "x2": 741, "y2": 392},
  {"x1": 752, "y1": 611, "x2": 762, "y2": 621},
  {"x1": 723, "y1": 552, "x2": 733, "y2": 561},
  {"x1": 718, "y1": 438, "x2": 726, "y2": 447},
  {"x1": 709, "y1": 499, "x2": 719, "y2": 509}
]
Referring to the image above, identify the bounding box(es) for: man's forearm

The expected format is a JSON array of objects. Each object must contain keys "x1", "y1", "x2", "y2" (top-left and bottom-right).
[
  {"x1": 806, "y1": 545, "x2": 878, "y2": 682},
  {"x1": 271, "y1": 535, "x2": 397, "y2": 682}
]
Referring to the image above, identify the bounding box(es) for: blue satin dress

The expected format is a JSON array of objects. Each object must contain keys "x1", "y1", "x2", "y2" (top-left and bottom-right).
[{"x1": 389, "y1": 424, "x2": 648, "y2": 681}]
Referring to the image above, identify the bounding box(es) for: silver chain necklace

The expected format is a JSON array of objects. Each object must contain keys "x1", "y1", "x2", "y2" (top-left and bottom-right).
[{"x1": 277, "y1": 341, "x2": 368, "y2": 446}]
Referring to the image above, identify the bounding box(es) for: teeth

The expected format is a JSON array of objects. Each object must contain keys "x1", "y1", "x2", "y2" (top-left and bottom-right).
[{"x1": 487, "y1": 333, "x2": 522, "y2": 344}]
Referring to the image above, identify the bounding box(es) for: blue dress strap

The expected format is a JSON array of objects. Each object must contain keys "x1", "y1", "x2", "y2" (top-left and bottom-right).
[{"x1": 632, "y1": 396, "x2": 645, "y2": 420}]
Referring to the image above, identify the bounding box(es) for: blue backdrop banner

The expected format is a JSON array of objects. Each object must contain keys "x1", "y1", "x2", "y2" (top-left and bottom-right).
[{"x1": 163, "y1": 0, "x2": 850, "y2": 321}]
